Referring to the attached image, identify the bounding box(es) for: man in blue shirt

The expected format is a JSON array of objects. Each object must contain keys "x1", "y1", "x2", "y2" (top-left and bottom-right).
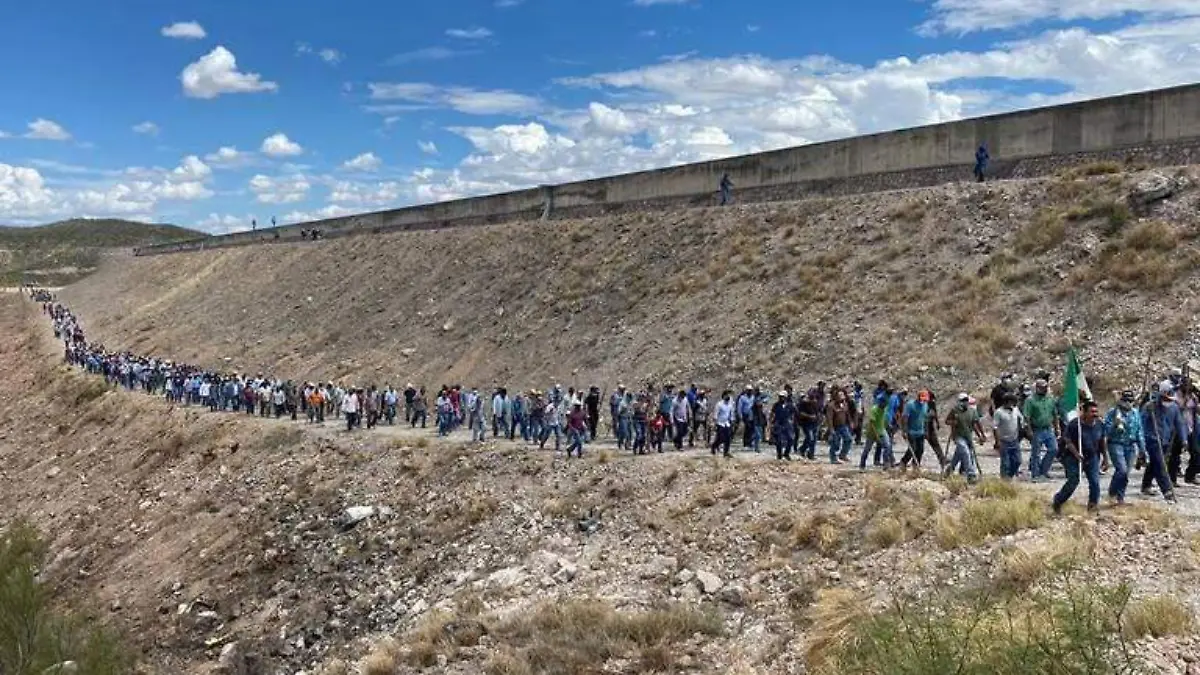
[
  {"x1": 897, "y1": 390, "x2": 929, "y2": 469},
  {"x1": 1053, "y1": 400, "x2": 1105, "y2": 514},
  {"x1": 737, "y1": 386, "x2": 754, "y2": 448},
  {"x1": 1104, "y1": 390, "x2": 1144, "y2": 504},
  {"x1": 974, "y1": 143, "x2": 989, "y2": 182},
  {"x1": 1141, "y1": 385, "x2": 1188, "y2": 503}
]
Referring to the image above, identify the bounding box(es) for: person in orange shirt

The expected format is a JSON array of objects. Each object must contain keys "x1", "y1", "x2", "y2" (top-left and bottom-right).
[{"x1": 308, "y1": 387, "x2": 325, "y2": 424}]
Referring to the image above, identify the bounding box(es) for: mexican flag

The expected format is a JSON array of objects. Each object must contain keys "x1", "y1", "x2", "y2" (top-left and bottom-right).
[{"x1": 1062, "y1": 347, "x2": 1092, "y2": 423}]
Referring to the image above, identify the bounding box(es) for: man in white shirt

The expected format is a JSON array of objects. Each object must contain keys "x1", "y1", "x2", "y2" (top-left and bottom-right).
[
  {"x1": 713, "y1": 390, "x2": 735, "y2": 458},
  {"x1": 342, "y1": 389, "x2": 360, "y2": 432},
  {"x1": 492, "y1": 389, "x2": 509, "y2": 438}
]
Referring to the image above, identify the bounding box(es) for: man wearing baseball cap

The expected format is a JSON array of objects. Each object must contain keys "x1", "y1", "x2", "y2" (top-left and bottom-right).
[
  {"x1": 1104, "y1": 389, "x2": 1144, "y2": 505},
  {"x1": 945, "y1": 392, "x2": 985, "y2": 483},
  {"x1": 1023, "y1": 379, "x2": 1060, "y2": 482},
  {"x1": 1140, "y1": 383, "x2": 1187, "y2": 503}
]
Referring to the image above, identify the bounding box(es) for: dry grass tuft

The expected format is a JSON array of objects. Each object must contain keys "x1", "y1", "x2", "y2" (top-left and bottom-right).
[
  {"x1": 360, "y1": 637, "x2": 401, "y2": 675},
  {"x1": 974, "y1": 477, "x2": 1020, "y2": 500},
  {"x1": 1014, "y1": 210, "x2": 1066, "y2": 255},
  {"x1": 1108, "y1": 502, "x2": 1177, "y2": 534},
  {"x1": 960, "y1": 496, "x2": 1045, "y2": 542},
  {"x1": 887, "y1": 199, "x2": 927, "y2": 222},
  {"x1": 1123, "y1": 596, "x2": 1194, "y2": 639},
  {"x1": 403, "y1": 611, "x2": 488, "y2": 668},
  {"x1": 993, "y1": 531, "x2": 1095, "y2": 594},
  {"x1": 804, "y1": 588, "x2": 868, "y2": 671},
  {"x1": 485, "y1": 599, "x2": 722, "y2": 674},
  {"x1": 1124, "y1": 220, "x2": 1176, "y2": 251},
  {"x1": 943, "y1": 473, "x2": 968, "y2": 496}
]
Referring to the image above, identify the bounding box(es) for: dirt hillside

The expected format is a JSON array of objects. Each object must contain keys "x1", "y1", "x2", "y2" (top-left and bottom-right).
[
  {"x1": 63, "y1": 163, "x2": 1200, "y2": 397},
  {"x1": 0, "y1": 218, "x2": 202, "y2": 286},
  {"x1": 6, "y1": 293, "x2": 1200, "y2": 674}
]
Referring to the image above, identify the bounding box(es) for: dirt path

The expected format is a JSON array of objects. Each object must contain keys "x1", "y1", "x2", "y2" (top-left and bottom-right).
[{"x1": 36, "y1": 299, "x2": 1200, "y2": 520}]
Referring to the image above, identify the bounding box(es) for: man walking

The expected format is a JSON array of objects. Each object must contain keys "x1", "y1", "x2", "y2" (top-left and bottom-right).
[
  {"x1": 945, "y1": 393, "x2": 984, "y2": 483},
  {"x1": 713, "y1": 390, "x2": 734, "y2": 457},
  {"x1": 671, "y1": 390, "x2": 691, "y2": 450},
  {"x1": 898, "y1": 390, "x2": 930, "y2": 469},
  {"x1": 1141, "y1": 385, "x2": 1187, "y2": 503},
  {"x1": 992, "y1": 394, "x2": 1024, "y2": 480},
  {"x1": 974, "y1": 143, "x2": 989, "y2": 182},
  {"x1": 1023, "y1": 379, "x2": 1060, "y2": 482},
  {"x1": 772, "y1": 391, "x2": 797, "y2": 461},
  {"x1": 1104, "y1": 390, "x2": 1144, "y2": 505},
  {"x1": 1053, "y1": 400, "x2": 1104, "y2": 514}
]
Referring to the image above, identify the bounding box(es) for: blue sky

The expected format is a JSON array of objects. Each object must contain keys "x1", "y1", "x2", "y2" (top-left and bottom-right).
[{"x1": 1, "y1": 0, "x2": 1198, "y2": 232}]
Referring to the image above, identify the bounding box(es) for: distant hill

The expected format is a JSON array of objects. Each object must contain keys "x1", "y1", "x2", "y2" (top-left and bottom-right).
[{"x1": 0, "y1": 218, "x2": 205, "y2": 286}]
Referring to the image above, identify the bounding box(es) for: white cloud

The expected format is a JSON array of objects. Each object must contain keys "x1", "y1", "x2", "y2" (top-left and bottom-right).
[
  {"x1": 132, "y1": 121, "x2": 160, "y2": 136},
  {"x1": 0, "y1": 155, "x2": 216, "y2": 223},
  {"x1": 340, "y1": 152, "x2": 382, "y2": 172},
  {"x1": 368, "y1": 82, "x2": 540, "y2": 115},
  {"x1": 496, "y1": 0, "x2": 524, "y2": 7},
  {"x1": 0, "y1": 163, "x2": 56, "y2": 219},
  {"x1": 195, "y1": 213, "x2": 255, "y2": 234},
  {"x1": 446, "y1": 27, "x2": 493, "y2": 40},
  {"x1": 281, "y1": 204, "x2": 358, "y2": 224},
  {"x1": 161, "y1": 21, "x2": 207, "y2": 40},
  {"x1": 418, "y1": 140, "x2": 439, "y2": 155},
  {"x1": 921, "y1": 0, "x2": 1200, "y2": 34},
  {"x1": 297, "y1": 42, "x2": 343, "y2": 65},
  {"x1": 171, "y1": 155, "x2": 212, "y2": 182},
  {"x1": 746, "y1": 24, "x2": 761, "y2": 32},
  {"x1": 260, "y1": 132, "x2": 303, "y2": 157},
  {"x1": 328, "y1": 180, "x2": 403, "y2": 206},
  {"x1": 204, "y1": 146, "x2": 252, "y2": 167},
  {"x1": 249, "y1": 174, "x2": 310, "y2": 203},
  {"x1": 181, "y1": 46, "x2": 278, "y2": 99},
  {"x1": 387, "y1": 14, "x2": 1200, "y2": 208},
  {"x1": 632, "y1": 0, "x2": 695, "y2": 5},
  {"x1": 586, "y1": 102, "x2": 638, "y2": 136},
  {"x1": 0, "y1": 131, "x2": 9, "y2": 139},
  {"x1": 25, "y1": 119, "x2": 71, "y2": 141}
]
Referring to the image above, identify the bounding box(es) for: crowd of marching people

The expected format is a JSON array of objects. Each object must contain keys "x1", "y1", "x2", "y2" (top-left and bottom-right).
[{"x1": 29, "y1": 285, "x2": 1200, "y2": 511}]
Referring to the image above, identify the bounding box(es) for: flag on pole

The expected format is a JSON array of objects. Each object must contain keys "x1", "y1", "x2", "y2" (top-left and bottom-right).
[{"x1": 1062, "y1": 346, "x2": 1092, "y2": 423}]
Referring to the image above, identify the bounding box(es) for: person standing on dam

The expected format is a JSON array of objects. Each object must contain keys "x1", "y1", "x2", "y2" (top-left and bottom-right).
[
  {"x1": 719, "y1": 173, "x2": 734, "y2": 205},
  {"x1": 974, "y1": 144, "x2": 990, "y2": 182}
]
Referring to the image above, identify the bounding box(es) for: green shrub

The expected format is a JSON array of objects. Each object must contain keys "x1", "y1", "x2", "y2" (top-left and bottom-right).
[
  {"x1": 0, "y1": 521, "x2": 131, "y2": 675},
  {"x1": 812, "y1": 567, "x2": 1144, "y2": 675}
]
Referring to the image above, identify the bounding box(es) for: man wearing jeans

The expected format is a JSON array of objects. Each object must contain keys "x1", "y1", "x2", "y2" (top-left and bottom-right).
[
  {"x1": 945, "y1": 393, "x2": 984, "y2": 483},
  {"x1": 860, "y1": 397, "x2": 891, "y2": 469},
  {"x1": 1141, "y1": 386, "x2": 1187, "y2": 503},
  {"x1": 992, "y1": 394, "x2": 1024, "y2": 480},
  {"x1": 898, "y1": 390, "x2": 930, "y2": 469},
  {"x1": 1023, "y1": 379, "x2": 1060, "y2": 482},
  {"x1": 826, "y1": 388, "x2": 853, "y2": 464},
  {"x1": 1104, "y1": 390, "x2": 1144, "y2": 504},
  {"x1": 1054, "y1": 400, "x2": 1104, "y2": 514}
]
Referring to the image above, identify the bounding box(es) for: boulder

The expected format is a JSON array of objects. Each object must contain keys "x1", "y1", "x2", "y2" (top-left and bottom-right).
[
  {"x1": 695, "y1": 570, "x2": 723, "y2": 595},
  {"x1": 1129, "y1": 172, "x2": 1177, "y2": 207}
]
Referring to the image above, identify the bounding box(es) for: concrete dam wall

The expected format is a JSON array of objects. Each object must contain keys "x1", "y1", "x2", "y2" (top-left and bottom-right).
[{"x1": 138, "y1": 83, "x2": 1200, "y2": 255}]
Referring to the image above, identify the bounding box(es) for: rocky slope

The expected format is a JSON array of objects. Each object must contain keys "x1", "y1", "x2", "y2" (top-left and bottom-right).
[
  {"x1": 5, "y1": 294, "x2": 1200, "y2": 674},
  {"x1": 61, "y1": 164, "x2": 1200, "y2": 399}
]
